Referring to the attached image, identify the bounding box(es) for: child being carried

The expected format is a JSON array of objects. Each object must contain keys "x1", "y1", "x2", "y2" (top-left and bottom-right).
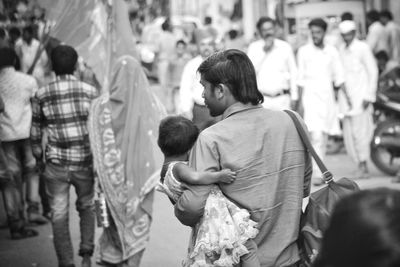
[{"x1": 157, "y1": 115, "x2": 260, "y2": 267}]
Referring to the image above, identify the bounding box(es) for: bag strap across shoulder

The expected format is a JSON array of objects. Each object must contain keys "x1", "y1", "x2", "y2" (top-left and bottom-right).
[{"x1": 284, "y1": 110, "x2": 334, "y2": 184}]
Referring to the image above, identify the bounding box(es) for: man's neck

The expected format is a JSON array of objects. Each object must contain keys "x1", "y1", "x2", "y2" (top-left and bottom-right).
[
  {"x1": 345, "y1": 39, "x2": 355, "y2": 48},
  {"x1": 263, "y1": 41, "x2": 275, "y2": 53},
  {"x1": 313, "y1": 42, "x2": 325, "y2": 49}
]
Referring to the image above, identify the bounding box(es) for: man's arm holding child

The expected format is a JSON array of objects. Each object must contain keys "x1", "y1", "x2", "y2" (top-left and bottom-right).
[
  {"x1": 173, "y1": 163, "x2": 236, "y2": 185},
  {"x1": 174, "y1": 133, "x2": 220, "y2": 226}
]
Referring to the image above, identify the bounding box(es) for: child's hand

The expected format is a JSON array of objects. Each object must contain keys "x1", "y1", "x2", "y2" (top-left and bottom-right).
[{"x1": 218, "y1": 169, "x2": 237, "y2": 184}]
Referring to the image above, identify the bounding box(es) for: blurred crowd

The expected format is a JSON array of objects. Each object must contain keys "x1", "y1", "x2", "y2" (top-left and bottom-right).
[
  {"x1": 140, "y1": 10, "x2": 400, "y2": 184},
  {"x1": 0, "y1": 1, "x2": 399, "y2": 267}
]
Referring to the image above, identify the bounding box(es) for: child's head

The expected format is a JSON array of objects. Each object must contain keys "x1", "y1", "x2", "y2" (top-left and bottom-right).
[{"x1": 158, "y1": 116, "x2": 199, "y2": 158}]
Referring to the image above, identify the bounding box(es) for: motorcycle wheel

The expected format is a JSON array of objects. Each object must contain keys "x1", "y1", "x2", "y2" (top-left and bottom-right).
[{"x1": 370, "y1": 119, "x2": 400, "y2": 176}]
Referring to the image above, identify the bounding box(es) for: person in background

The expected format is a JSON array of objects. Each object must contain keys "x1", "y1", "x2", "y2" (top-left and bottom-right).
[
  {"x1": 203, "y1": 16, "x2": 218, "y2": 40},
  {"x1": 0, "y1": 47, "x2": 42, "y2": 239},
  {"x1": 225, "y1": 29, "x2": 246, "y2": 51},
  {"x1": 247, "y1": 17, "x2": 298, "y2": 111},
  {"x1": 297, "y1": 18, "x2": 346, "y2": 185},
  {"x1": 326, "y1": 12, "x2": 354, "y2": 49},
  {"x1": 0, "y1": 27, "x2": 8, "y2": 48},
  {"x1": 379, "y1": 10, "x2": 400, "y2": 64},
  {"x1": 156, "y1": 18, "x2": 177, "y2": 113},
  {"x1": 374, "y1": 50, "x2": 400, "y2": 184},
  {"x1": 8, "y1": 26, "x2": 23, "y2": 49},
  {"x1": 31, "y1": 45, "x2": 98, "y2": 267},
  {"x1": 366, "y1": 10, "x2": 389, "y2": 55},
  {"x1": 338, "y1": 20, "x2": 378, "y2": 179},
  {"x1": 341, "y1": 12, "x2": 353, "y2": 22},
  {"x1": 178, "y1": 31, "x2": 217, "y2": 130},
  {"x1": 168, "y1": 40, "x2": 192, "y2": 113},
  {"x1": 16, "y1": 25, "x2": 49, "y2": 87},
  {"x1": 313, "y1": 188, "x2": 400, "y2": 267},
  {"x1": 375, "y1": 50, "x2": 399, "y2": 76}
]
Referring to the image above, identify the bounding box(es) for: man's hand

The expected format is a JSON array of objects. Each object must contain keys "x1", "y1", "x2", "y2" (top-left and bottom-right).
[{"x1": 217, "y1": 169, "x2": 237, "y2": 184}]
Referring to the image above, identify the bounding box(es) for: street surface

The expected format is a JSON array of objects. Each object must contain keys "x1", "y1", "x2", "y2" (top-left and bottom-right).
[{"x1": 1, "y1": 152, "x2": 400, "y2": 267}]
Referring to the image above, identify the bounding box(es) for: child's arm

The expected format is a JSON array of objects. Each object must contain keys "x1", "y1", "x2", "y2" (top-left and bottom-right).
[{"x1": 173, "y1": 163, "x2": 236, "y2": 185}]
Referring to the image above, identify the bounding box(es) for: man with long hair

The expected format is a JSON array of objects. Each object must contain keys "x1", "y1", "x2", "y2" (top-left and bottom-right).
[{"x1": 175, "y1": 49, "x2": 312, "y2": 266}]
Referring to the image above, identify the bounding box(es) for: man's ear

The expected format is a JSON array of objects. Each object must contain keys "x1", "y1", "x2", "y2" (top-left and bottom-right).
[{"x1": 215, "y1": 83, "x2": 230, "y2": 100}]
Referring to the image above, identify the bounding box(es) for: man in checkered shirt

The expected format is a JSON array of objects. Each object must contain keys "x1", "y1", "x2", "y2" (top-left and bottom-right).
[{"x1": 31, "y1": 45, "x2": 99, "y2": 267}]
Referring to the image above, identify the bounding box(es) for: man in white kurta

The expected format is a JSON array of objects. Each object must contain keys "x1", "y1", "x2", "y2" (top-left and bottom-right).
[
  {"x1": 297, "y1": 18, "x2": 345, "y2": 184},
  {"x1": 247, "y1": 17, "x2": 298, "y2": 110},
  {"x1": 338, "y1": 20, "x2": 378, "y2": 178}
]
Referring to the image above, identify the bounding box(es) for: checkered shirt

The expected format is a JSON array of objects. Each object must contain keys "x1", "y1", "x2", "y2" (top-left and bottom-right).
[{"x1": 31, "y1": 75, "x2": 99, "y2": 170}]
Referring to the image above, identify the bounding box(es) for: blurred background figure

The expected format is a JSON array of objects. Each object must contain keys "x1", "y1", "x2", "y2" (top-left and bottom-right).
[
  {"x1": 247, "y1": 17, "x2": 298, "y2": 111},
  {"x1": 313, "y1": 188, "x2": 400, "y2": 267},
  {"x1": 203, "y1": 16, "x2": 218, "y2": 40},
  {"x1": 376, "y1": 50, "x2": 399, "y2": 76},
  {"x1": 168, "y1": 39, "x2": 191, "y2": 114},
  {"x1": 379, "y1": 10, "x2": 400, "y2": 64},
  {"x1": 366, "y1": 10, "x2": 389, "y2": 55},
  {"x1": 8, "y1": 26, "x2": 22, "y2": 50},
  {"x1": 224, "y1": 29, "x2": 246, "y2": 51},
  {"x1": 0, "y1": 27, "x2": 7, "y2": 48},
  {"x1": 16, "y1": 25, "x2": 49, "y2": 87},
  {"x1": 178, "y1": 30, "x2": 217, "y2": 131},
  {"x1": 156, "y1": 17, "x2": 177, "y2": 113},
  {"x1": 338, "y1": 20, "x2": 378, "y2": 179},
  {"x1": 0, "y1": 47, "x2": 46, "y2": 240},
  {"x1": 297, "y1": 18, "x2": 345, "y2": 185}
]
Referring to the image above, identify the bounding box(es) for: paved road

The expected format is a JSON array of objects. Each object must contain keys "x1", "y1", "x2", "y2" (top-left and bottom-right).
[{"x1": 1, "y1": 152, "x2": 400, "y2": 267}]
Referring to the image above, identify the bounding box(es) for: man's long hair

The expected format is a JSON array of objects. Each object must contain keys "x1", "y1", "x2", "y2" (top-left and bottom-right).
[{"x1": 197, "y1": 49, "x2": 264, "y2": 105}]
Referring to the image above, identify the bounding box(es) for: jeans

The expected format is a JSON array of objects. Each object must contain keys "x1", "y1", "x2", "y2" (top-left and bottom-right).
[
  {"x1": 0, "y1": 139, "x2": 39, "y2": 232},
  {"x1": 44, "y1": 162, "x2": 95, "y2": 267}
]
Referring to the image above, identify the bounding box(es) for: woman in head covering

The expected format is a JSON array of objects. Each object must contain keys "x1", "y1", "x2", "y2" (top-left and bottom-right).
[{"x1": 88, "y1": 55, "x2": 165, "y2": 266}]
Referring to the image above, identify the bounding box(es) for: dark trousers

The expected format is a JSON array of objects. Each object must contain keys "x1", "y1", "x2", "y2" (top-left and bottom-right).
[
  {"x1": 44, "y1": 162, "x2": 95, "y2": 267},
  {"x1": 0, "y1": 139, "x2": 39, "y2": 233}
]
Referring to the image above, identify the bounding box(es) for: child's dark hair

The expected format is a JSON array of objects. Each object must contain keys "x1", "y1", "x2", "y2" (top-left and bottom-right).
[{"x1": 158, "y1": 116, "x2": 199, "y2": 157}]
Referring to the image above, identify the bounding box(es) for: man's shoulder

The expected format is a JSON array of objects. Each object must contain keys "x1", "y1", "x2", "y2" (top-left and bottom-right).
[
  {"x1": 184, "y1": 56, "x2": 202, "y2": 70},
  {"x1": 79, "y1": 80, "x2": 97, "y2": 92},
  {"x1": 14, "y1": 71, "x2": 35, "y2": 81},
  {"x1": 297, "y1": 43, "x2": 311, "y2": 54},
  {"x1": 249, "y1": 39, "x2": 264, "y2": 47},
  {"x1": 353, "y1": 39, "x2": 370, "y2": 51},
  {"x1": 14, "y1": 71, "x2": 37, "y2": 87},
  {"x1": 275, "y1": 38, "x2": 292, "y2": 49},
  {"x1": 248, "y1": 39, "x2": 264, "y2": 50},
  {"x1": 324, "y1": 44, "x2": 340, "y2": 55}
]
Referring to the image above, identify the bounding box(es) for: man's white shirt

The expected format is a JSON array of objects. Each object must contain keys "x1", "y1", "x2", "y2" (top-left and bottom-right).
[
  {"x1": 297, "y1": 43, "x2": 344, "y2": 133},
  {"x1": 247, "y1": 38, "x2": 298, "y2": 100},
  {"x1": 339, "y1": 39, "x2": 378, "y2": 116},
  {"x1": 178, "y1": 55, "x2": 205, "y2": 118}
]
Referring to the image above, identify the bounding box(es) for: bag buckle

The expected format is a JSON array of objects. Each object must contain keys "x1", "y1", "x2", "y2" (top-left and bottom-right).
[{"x1": 322, "y1": 171, "x2": 334, "y2": 184}]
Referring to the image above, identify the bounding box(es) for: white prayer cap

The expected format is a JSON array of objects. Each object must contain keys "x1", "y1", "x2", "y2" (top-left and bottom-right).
[{"x1": 339, "y1": 20, "x2": 356, "y2": 34}]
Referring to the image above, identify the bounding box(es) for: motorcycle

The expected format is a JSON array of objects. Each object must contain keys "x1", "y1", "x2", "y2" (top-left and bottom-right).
[{"x1": 370, "y1": 66, "x2": 400, "y2": 175}]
